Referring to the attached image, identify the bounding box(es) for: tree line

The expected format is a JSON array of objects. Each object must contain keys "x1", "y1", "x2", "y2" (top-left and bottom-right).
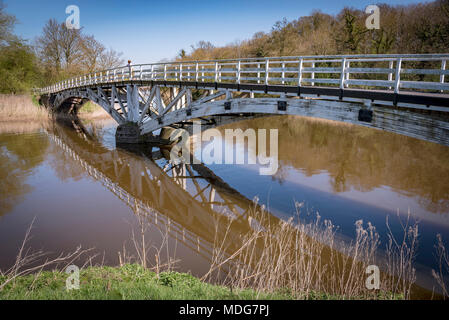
[
  {"x1": 177, "y1": 0, "x2": 449, "y2": 61},
  {"x1": 1, "y1": 1, "x2": 448, "y2": 93},
  {"x1": 0, "y1": 1, "x2": 123, "y2": 94}
]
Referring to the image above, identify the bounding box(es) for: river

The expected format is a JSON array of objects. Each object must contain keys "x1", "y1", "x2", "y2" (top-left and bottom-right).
[{"x1": 0, "y1": 115, "x2": 448, "y2": 293}]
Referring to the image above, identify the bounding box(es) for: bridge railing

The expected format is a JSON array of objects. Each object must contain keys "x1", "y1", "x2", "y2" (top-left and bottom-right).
[{"x1": 39, "y1": 54, "x2": 449, "y2": 95}]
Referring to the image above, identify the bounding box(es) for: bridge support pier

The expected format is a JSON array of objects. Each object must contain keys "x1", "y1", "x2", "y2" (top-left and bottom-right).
[{"x1": 115, "y1": 122, "x2": 172, "y2": 146}]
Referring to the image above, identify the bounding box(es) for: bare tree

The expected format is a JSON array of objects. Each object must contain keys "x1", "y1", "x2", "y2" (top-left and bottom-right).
[
  {"x1": 58, "y1": 23, "x2": 82, "y2": 71},
  {"x1": 35, "y1": 19, "x2": 62, "y2": 74},
  {"x1": 98, "y1": 48, "x2": 124, "y2": 70},
  {"x1": 79, "y1": 35, "x2": 105, "y2": 72}
]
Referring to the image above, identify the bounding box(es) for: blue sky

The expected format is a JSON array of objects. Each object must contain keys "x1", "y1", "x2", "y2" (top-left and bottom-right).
[{"x1": 4, "y1": 0, "x2": 431, "y2": 63}]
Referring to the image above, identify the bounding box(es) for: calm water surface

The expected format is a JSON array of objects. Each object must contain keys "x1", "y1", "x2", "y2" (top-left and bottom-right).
[{"x1": 0, "y1": 115, "x2": 448, "y2": 290}]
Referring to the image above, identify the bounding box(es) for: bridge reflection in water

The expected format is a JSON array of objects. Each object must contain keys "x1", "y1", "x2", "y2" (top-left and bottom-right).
[{"x1": 46, "y1": 118, "x2": 279, "y2": 274}]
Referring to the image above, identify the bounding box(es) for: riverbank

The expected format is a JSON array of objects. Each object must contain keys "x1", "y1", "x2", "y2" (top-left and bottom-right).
[
  {"x1": 0, "y1": 264, "x2": 400, "y2": 300},
  {"x1": 0, "y1": 94, "x2": 47, "y2": 121},
  {"x1": 0, "y1": 94, "x2": 110, "y2": 122}
]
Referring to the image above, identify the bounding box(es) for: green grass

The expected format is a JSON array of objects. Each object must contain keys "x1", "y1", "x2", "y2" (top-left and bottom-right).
[
  {"x1": 30, "y1": 94, "x2": 40, "y2": 107},
  {"x1": 0, "y1": 264, "x2": 404, "y2": 300},
  {"x1": 0, "y1": 264, "x2": 294, "y2": 300}
]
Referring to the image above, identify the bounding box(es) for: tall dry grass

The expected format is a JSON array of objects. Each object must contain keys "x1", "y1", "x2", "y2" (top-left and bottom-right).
[
  {"x1": 203, "y1": 201, "x2": 419, "y2": 299},
  {"x1": 0, "y1": 94, "x2": 48, "y2": 121},
  {"x1": 432, "y1": 234, "x2": 449, "y2": 298},
  {"x1": 118, "y1": 206, "x2": 180, "y2": 277}
]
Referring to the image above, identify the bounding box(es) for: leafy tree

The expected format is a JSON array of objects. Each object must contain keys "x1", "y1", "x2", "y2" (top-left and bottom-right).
[
  {"x1": 0, "y1": 41, "x2": 42, "y2": 93},
  {"x1": 0, "y1": 2, "x2": 41, "y2": 93}
]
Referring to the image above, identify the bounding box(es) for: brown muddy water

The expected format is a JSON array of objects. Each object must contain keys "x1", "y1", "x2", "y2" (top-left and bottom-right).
[{"x1": 0, "y1": 115, "x2": 448, "y2": 292}]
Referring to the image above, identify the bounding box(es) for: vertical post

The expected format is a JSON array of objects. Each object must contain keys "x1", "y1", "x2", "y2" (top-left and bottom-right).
[
  {"x1": 440, "y1": 60, "x2": 446, "y2": 93},
  {"x1": 139, "y1": 65, "x2": 143, "y2": 80},
  {"x1": 257, "y1": 63, "x2": 261, "y2": 84},
  {"x1": 298, "y1": 58, "x2": 303, "y2": 86},
  {"x1": 281, "y1": 62, "x2": 285, "y2": 84},
  {"x1": 164, "y1": 64, "x2": 167, "y2": 81},
  {"x1": 151, "y1": 65, "x2": 154, "y2": 80},
  {"x1": 201, "y1": 65, "x2": 204, "y2": 81},
  {"x1": 132, "y1": 85, "x2": 139, "y2": 122},
  {"x1": 394, "y1": 58, "x2": 402, "y2": 94},
  {"x1": 237, "y1": 60, "x2": 241, "y2": 84},
  {"x1": 195, "y1": 62, "x2": 199, "y2": 82},
  {"x1": 126, "y1": 85, "x2": 132, "y2": 121},
  {"x1": 110, "y1": 85, "x2": 115, "y2": 114},
  {"x1": 113, "y1": 69, "x2": 116, "y2": 81},
  {"x1": 345, "y1": 60, "x2": 350, "y2": 88},
  {"x1": 311, "y1": 62, "x2": 315, "y2": 86},
  {"x1": 265, "y1": 59, "x2": 269, "y2": 85},
  {"x1": 156, "y1": 86, "x2": 163, "y2": 115},
  {"x1": 180, "y1": 63, "x2": 183, "y2": 81},
  {"x1": 195, "y1": 62, "x2": 198, "y2": 82},
  {"x1": 339, "y1": 58, "x2": 346, "y2": 89},
  {"x1": 214, "y1": 61, "x2": 218, "y2": 82}
]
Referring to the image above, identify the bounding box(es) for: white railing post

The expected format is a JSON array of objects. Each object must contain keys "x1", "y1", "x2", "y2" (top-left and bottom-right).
[
  {"x1": 237, "y1": 61, "x2": 241, "y2": 84},
  {"x1": 264, "y1": 59, "x2": 269, "y2": 85},
  {"x1": 339, "y1": 58, "x2": 346, "y2": 89},
  {"x1": 394, "y1": 58, "x2": 402, "y2": 94},
  {"x1": 180, "y1": 63, "x2": 183, "y2": 81},
  {"x1": 151, "y1": 65, "x2": 154, "y2": 80},
  {"x1": 201, "y1": 65, "x2": 204, "y2": 81},
  {"x1": 345, "y1": 60, "x2": 350, "y2": 88},
  {"x1": 281, "y1": 62, "x2": 285, "y2": 84},
  {"x1": 214, "y1": 62, "x2": 218, "y2": 82},
  {"x1": 440, "y1": 60, "x2": 446, "y2": 93},
  {"x1": 195, "y1": 62, "x2": 199, "y2": 82},
  {"x1": 298, "y1": 58, "x2": 303, "y2": 86},
  {"x1": 164, "y1": 64, "x2": 167, "y2": 80},
  {"x1": 140, "y1": 65, "x2": 143, "y2": 80},
  {"x1": 257, "y1": 63, "x2": 261, "y2": 84},
  {"x1": 311, "y1": 62, "x2": 315, "y2": 86}
]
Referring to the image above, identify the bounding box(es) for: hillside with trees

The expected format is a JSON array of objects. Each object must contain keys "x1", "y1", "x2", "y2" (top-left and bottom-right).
[{"x1": 178, "y1": 0, "x2": 449, "y2": 61}]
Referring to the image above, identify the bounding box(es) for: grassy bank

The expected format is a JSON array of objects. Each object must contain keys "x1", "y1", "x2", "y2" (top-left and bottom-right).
[
  {"x1": 0, "y1": 264, "x2": 292, "y2": 300},
  {"x1": 0, "y1": 264, "x2": 401, "y2": 300}
]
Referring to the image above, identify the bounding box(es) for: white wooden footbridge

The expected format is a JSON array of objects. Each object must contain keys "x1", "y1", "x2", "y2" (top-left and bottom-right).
[{"x1": 38, "y1": 54, "x2": 449, "y2": 145}]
